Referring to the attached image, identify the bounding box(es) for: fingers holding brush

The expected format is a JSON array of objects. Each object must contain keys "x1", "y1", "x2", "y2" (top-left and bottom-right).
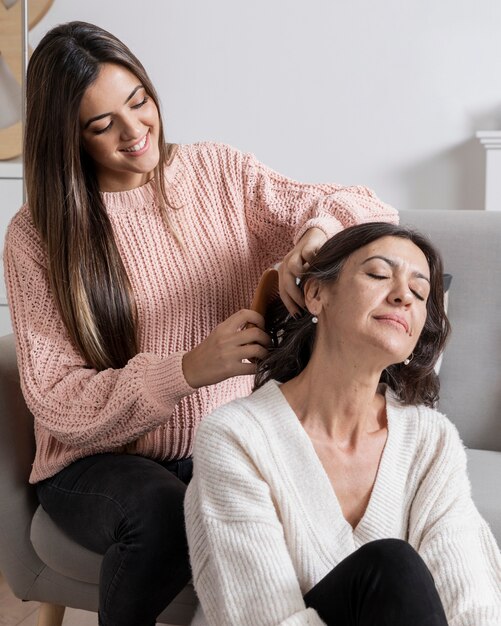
[
  {"x1": 279, "y1": 227, "x2": 328, "y2": 315},
  {"x1": 182, "y1": 309, "x2": 271, "y2": 388},
  {"x1": 278, "y1": 260, "x2": 304, "y2": 317}
]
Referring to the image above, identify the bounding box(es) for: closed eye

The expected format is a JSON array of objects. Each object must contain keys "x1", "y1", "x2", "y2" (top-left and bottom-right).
[
  {"x1": 367, "y1": 273, "x2": 388, "y2": 280},
  {"x1": 90, "y1": 97, "x2": 148, "y2": 134},
  {"x1": 131, "y1": 96, "x2": 148, "y2": 109},
  {"x1": 368, "y1": 273, "x2": 426, "y2": 301},
  {"x1": 93, "y1": 121, "x2": 113, "y2": 135}
]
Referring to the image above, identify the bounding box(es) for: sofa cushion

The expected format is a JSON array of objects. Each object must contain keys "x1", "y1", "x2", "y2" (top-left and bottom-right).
[
  {"x1": 466, "y1": 448, "x2": 501, "y2": 545},
  {"x1": 31, "y1": 505, "x2": 101, "y2": 584}
]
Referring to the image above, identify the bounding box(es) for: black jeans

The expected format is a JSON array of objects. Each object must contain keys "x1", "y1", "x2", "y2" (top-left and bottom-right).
[
  {"x1": 304, "y1": 538, "x2": 448, "y2": 625},
  {"x1": 36, "y1": 453, "x2": 193, "y2": 626}
]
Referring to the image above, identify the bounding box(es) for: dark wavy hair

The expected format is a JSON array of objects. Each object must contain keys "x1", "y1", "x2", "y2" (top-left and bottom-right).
[{"x1": 254, "y1": 222, "x2": 451, "y2": 407}]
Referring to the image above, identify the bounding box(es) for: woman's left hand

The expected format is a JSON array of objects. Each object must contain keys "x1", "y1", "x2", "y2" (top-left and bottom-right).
[{"x1": 278, "y1": 227, "x2": 328, "y2": 316}]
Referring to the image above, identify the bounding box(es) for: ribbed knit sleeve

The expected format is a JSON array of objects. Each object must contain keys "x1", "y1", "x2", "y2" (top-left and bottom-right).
[
  {"x1": 185, "y1": 405, "x2": 326, "y2": 626},
  {"x1": 242, "y1": 150, "x2": 398, "y2": 253},
  {"x1": 4, "y1": 210, "x2": 194, "y2": 462},
  {"x1": 408, "y1": 414, "x2": 501, "y2": 626}
]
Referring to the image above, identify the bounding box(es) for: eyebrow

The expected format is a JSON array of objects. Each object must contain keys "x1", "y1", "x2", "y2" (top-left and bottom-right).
[
  {"x1": 83, "y1": 84, "x2": 144, "y2": 129},
  {"x1": 362, "y1": 255, "x2": 430, "y2": 283}
]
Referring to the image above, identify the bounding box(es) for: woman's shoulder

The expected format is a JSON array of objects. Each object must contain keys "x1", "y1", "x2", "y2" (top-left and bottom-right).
[
  {"x1": 4, "y1": 204, "x2": 46, "y2": 265},
  {"x1": 412, "y1": 403, "x2": 462, "y2": 446},
  {"x1": 176, "y1": 141, "x2": 247, "y2": 169},
  {"x1": 194, "y1": 381, "x2": 284, "y2": 453},
  {"x1": 6, "y1": 202, "x2": 32, "y2": 232},
  {"x1": 387, "y1": 390, "x2": 466, "y2": 465}
]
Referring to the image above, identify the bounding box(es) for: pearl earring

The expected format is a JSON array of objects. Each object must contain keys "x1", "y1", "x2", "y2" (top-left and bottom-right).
[
  {"x1": 312, "y1": 316, "x2": 318, "y2": 324},
  {"x1": 403, "y1": 353, "x2": 414, "y2": 366}
]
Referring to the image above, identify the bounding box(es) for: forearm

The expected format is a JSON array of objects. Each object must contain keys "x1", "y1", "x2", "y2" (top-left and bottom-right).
[{"x1": 243, "y1": 150, "x2": 398, "y2": 256}]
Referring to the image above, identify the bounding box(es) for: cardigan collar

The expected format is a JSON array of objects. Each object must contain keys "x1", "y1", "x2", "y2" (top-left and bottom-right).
[{"x1": 248, "y1": 380, "x2": 415, "y2": 567}]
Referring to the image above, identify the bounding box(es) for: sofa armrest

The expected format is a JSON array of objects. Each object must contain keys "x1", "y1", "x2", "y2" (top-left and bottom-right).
[{"x1": 0, "y1": 334, "x2": 45, "y2": 598}]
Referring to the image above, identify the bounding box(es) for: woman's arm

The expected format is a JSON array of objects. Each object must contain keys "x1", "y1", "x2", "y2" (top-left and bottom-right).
[
  {"x1": 242, "y1": 149, "x2": 398, "y2": 254},
  {"x1": 4, "y1": 218, "x2": 195, "y2": 449},
  {"x1": 242, "y1": 148, "x2": 398, "y2": 312},
  {"x1": 185, "y1": 406, "x2": 326, "y2": 626},
  {"x1": 409, "y1": 418, "x2": 501, "y2": 626}
]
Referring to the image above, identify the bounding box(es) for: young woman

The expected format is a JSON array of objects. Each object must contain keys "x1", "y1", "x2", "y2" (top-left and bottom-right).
[
  {"x1": 3, "y1": 20, "x2": 398, "y2": 626},
  {"x1": 185, "y1": 222, "x2": 501, "y2": 626}
]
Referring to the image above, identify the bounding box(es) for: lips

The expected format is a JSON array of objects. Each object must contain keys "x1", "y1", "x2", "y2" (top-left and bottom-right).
[
  {"x1": 374, "y1": 314, "x2": 409, "y2": 333},
  {"x1": 120, "y1": 131, "x2": 149, "y2": 154}
]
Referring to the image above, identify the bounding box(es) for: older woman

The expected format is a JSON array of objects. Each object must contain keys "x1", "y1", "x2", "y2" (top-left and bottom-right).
[{"x1": 185, "y1": 222, "x2": 501, "y2": 626}]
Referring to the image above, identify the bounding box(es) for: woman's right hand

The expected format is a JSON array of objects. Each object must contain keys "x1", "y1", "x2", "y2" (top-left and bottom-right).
[{"x1": 182, "y1": 310, "x2": 271, "y2": 389}]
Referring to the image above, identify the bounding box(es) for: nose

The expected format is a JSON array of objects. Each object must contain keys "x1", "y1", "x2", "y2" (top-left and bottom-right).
[
  {"x1": 119, "y1": 111, "x2": 143, "y2": 141},
  {"x1": 388, "y1": 282, "x2": 413, "y2": 307}
]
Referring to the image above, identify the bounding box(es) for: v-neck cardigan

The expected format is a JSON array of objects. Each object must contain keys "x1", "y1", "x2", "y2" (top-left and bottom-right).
[{"x1": 185, "y1": 380, "x2": 501, "y2": 626}]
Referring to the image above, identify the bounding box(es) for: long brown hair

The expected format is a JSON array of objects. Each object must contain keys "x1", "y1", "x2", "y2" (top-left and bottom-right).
[
  {"x1": 25, "y1": 21, "x2": 175, "y2": 370},
  {"x1": 254, "y1": 223, "x2": 451, "y2": 407}
]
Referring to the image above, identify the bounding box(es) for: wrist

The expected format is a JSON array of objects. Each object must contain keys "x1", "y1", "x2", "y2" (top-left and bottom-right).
[{"x1": 182, "y1": 350, "x2": 201, "y2": 389}]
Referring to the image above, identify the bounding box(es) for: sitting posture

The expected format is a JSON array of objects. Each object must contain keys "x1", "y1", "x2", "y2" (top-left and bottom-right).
[{"x1": 185, "y1": 222, "x2": 501, "y2": 626}]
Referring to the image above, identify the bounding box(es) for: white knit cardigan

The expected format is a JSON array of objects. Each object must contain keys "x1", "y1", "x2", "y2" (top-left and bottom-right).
[{"x1": 185, "y1": 381, "x2": 501, "y2": 626}]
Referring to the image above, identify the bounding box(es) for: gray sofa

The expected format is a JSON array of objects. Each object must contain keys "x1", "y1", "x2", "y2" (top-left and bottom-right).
[
  {"x1": 0, "y1": 209, "x2": 500, "y2": 625},
  {"x1": 400, "y1": 209, "x2": 501, "y2": 543}
]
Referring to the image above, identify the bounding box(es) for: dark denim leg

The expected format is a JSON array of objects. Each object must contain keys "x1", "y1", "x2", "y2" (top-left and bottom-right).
[
  {"x1": 36, "y1": 454, "x2": 192, "y2": 626},
  {"x1": 304, "y1": 539, "x2": 448, "y2": 626}
]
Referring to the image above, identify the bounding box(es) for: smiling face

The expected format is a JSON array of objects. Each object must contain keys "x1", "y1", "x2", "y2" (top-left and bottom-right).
[
  {"x1": 306, "y1": 235, "x2": 431, "y2": 369},
  {"x1": 79, "y1": 63, "x2": 161, "y2": 191}
]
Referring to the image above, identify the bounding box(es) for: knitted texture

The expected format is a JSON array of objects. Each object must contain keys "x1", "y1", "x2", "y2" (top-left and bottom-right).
[
  {"x1": 185, "y1": 381, "x2": 501, "y2": 626},
  {"x1": 3, "y1": 142, "x2": 398, "y2": 483}
]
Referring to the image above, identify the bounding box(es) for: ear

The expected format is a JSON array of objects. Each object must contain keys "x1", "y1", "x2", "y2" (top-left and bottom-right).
[{"x1": 303, "y1": 278, "x2": 323, "y2": 316}]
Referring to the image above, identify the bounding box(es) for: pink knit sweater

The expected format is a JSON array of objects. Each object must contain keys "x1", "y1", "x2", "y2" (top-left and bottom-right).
[{"x1": 4, "y1": 142, "x2": 398, "y2": 483}]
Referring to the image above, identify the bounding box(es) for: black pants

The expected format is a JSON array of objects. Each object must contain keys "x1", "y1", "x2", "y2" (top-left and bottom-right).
[
  {"x1": 36, "y1": 453, "x2": 193, "y2": 626},
  {"x1": 305, "y1": 538, "x2": 448, "y2": 625}
]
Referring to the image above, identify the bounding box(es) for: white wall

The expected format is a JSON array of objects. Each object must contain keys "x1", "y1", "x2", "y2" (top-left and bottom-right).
[
  {"x1": 29, "y1": 0, "x2": 501, "y2": 212},
  {"x1": 1, "y1": 1, "x2": 498, "y2": 335}
]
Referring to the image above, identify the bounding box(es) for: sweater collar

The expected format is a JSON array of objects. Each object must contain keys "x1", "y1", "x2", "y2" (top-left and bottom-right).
[{"x1": 100, "y1": 146, "x2": 182, "y2": 212}]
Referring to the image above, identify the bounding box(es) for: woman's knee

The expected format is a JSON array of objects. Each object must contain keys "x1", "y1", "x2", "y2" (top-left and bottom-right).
[
  {"x1": 358, "y1": 539, "x2": 433, "y2": 586},
  {"x1": 359, "y1": 538, "x2": 418, "y2": 561},
  {"x1": 112, "y1": 459, "x2": 187, "y2": 541}
]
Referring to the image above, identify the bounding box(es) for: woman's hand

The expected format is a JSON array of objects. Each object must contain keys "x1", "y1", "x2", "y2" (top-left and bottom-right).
[
  {"x1": 278, "y1": 227, "x2": 328, "y2": 316},
  {"x1": 182, "y1": 310, "x2": 271, "y2": 388}
]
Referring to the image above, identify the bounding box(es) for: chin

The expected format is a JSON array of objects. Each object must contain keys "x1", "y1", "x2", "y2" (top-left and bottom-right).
[
  {"x1": 369, "y1": 339, "x2": 410, "y2": 365},
  {"x1": 143, "y1": 152, "x2": 160, "y2": 173}
]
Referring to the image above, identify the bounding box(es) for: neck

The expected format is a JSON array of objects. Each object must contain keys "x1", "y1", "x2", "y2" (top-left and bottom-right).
[
  {"x1": 98, "y1": 169, "x2": 154, "y2": 193},
  {"x1": 280, "y1": 348, "x2": 387, "y2": 446}
]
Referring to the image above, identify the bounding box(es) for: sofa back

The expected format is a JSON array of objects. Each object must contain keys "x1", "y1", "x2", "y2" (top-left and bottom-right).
[{"x1": 400, "y1": 210, "x2": 501, "y2": 451}]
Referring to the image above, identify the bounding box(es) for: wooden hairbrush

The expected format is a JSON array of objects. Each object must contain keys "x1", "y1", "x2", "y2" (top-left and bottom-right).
[
  {"x1": 245, "y1": 268, "x2": 281, "y2": 360},
  {"x1": 248, "y1": 267, "x2": 280, "y2": 320}
]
